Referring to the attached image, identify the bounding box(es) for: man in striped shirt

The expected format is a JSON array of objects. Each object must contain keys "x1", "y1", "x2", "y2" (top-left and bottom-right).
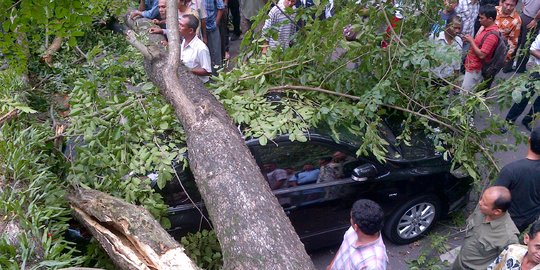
[
  {"x1": 262, "y1": 0, "x2": 297, "y2": 54},
  {"x1": 327, "y1": 199, "x2": 388, "y2": 270}
]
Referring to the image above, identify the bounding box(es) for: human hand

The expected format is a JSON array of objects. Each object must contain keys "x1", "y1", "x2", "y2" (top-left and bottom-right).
[
  {"x1": 160, "y1": 40, "x2": 168, "y2": 46},
  {"x1": 527, "y1": 20, "x2": 538, "y2": 30},
  {"x1": 130, "y1": 10, "x2": 142, "y2": 19},
  {"x1": 149, "y1": 27, "x2": 163, "y2": 34},
  {"x1": 343, "y1": 24, "x2": 357, "y2": 41},
  {"x1": 152, "y1": 19, "x2": 160, "y2": 24},
  {"x1": 463, "y1": 34, "x2": 474, "y2": 43}
]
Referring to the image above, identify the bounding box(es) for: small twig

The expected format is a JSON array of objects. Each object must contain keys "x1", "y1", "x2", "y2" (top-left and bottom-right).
[
  {"x1": 75, "y1": 46, "x2": 88, "y2": 59},
  {"x1": 0, "y1": 109, "x2": 19, "y2": 125},
  {"x1": 125, "y1": 30, "x2": 152, "y2": 59},
  {"x1": 238, "y1": 60, "x2": 313, "y2": 81},
  {"x1": 319, "y1": 53, "x2": 368, "y2": 88}
]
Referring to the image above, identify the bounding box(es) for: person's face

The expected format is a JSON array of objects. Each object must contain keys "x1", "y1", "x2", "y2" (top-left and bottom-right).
[
  {"x1": 478, "y1": 190, "x2": 496, "y2": 216},
  {"x1": 478, "y1": 14, "x2": 493, "y2": 27},
  {"x1": 444, "y1": 0, "x2": 458, "y2": 12},
  {"x1": 284, "y1": 0, "x2": 296, "y2": 8},
  {"x1": 303, "y1": 164, "x2": 314, "y2": 171},
  {"x1": 501, "y1": 0, "x2": 517, "y2": 15},
  {"x1": 158, "y1": 0, "x2": 167, "y2": 19},
  {"x1": 179, "y1": 18, "x2": 192, "y2": 38},
  {"x1": 446, "y1": 21, "x2": 462, "y2": 37},
  {"x1": 525, "y1": 232, "x2": 540, "y2": 265}
]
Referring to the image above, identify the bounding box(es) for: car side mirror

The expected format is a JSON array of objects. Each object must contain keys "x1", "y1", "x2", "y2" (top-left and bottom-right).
[{"x1": 351, "y1": 164, "x2": 378, "y2": 182}]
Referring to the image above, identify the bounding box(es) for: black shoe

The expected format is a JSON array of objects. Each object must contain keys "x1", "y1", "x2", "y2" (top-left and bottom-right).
[
  {"x1": 502, "y1": 66, "x2": 514, "y2": 73},
  {"x1": 516, "y1": 68, "x2": 527, "y2": 74},
  {"x1": 522, "y1": 121, "x2": 532, "y2": 132}
]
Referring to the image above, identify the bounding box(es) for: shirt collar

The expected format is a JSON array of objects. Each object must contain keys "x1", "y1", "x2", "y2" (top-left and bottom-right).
[
  {"x1": 183, "y1": 35, "x2": 200, "y2": 49},
  {"x1": 351, "y1": 233, "x2": 383, "y2": 249}
]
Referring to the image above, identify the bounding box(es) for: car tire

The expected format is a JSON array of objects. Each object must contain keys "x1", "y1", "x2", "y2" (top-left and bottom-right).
[{"x1": 383, "y1": 195, "x2": 441, "y2": 245}]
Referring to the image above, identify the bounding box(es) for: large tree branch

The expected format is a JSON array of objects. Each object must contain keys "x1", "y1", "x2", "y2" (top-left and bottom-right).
[
  {"x1": 267, "y1": 85, "x2": 500, "y2": 172},
  {"x1": 67, "y1": 188, "x2": 199, "y2": 270}
]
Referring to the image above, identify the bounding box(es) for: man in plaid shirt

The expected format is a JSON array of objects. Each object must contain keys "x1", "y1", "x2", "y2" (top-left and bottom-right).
[
  {"x1": 496, "y1": 0, "x2": 521, "y2": 71},
  {"x1": 327, "y1": 199, "x2": 388, "y2": 270}
]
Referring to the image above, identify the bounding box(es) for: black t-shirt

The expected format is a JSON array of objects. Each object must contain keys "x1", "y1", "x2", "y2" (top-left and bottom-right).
[{"x1": 495, "y1": 158, "x2": 540, "y2": 230}]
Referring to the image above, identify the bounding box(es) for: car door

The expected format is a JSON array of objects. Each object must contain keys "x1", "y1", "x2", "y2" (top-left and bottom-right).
[{"x1": 248, "y1": 136, "x2": 378, "y2": 250}]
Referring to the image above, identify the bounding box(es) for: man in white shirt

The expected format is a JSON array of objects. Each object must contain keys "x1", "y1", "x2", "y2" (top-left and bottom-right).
[{"x1": 180, "y1": 14, "x2": 212, "y2": 83}]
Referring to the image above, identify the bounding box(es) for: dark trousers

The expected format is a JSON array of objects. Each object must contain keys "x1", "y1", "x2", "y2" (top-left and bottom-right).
[
  {"x1": 515, "y1": 13, "x2": 540, "y2": 72},
  {"x1": 219, "y1": 9, "x2": 229, "y2": 58},
  {"x1": 505, "y1": 72, "x2": 540, "y2": 125},
  {"x1": 229, "y1": 0, "x2": 241, "y2": 36}
]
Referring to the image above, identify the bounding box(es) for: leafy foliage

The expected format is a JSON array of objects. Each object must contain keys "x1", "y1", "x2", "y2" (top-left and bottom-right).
[
  {"x1": 212, "y1": 0, "x2": 523, "y2": 181},
  {"x1": 181, "y1": 230, "x2": 223, "y2": 270},
  {"x1": 0, "y1": 0, "x2": 130, "y2": 74},
  {"x1": 0, "y1": 118, "x2": 84, "y2": 268}
]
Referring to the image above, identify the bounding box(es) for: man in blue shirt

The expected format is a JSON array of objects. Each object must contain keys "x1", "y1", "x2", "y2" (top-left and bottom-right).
[
  {"x1": 289, "y1": 164, "x2": 320, "y2": 186},
  {"x1": 205, "y1": 0, "x2": 225, "y2": 73},
  {"x1": 131, "y1": 0, "x2": 160, "y2": 20}
]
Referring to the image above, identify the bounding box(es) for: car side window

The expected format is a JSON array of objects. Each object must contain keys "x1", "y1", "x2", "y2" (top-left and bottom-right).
[
  {"x1": 252, "y1": 141, "x2": 357, "y2": 189},
  {"x1": 155, "y1": 167, "x2": 202, "y2": 207}
]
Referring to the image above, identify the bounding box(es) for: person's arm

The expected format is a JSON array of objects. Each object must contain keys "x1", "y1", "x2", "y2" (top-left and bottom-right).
[
  {"x1": 463, "y1": 33, "x2": 497, "y2": 60},
  {"x1": 530, "y1": 34, "x2": 540, "y2": 60},
  {"x1": 142, "y1": 0, "x2": 160, "y2": 19},
  {"x1": 494, "y1": 166, "x2": 513, "y2": 187},
  {"x1": 191, "y1": 67, "x2": 211, "y2": 76},
  {"x1": 149, "y1": 27, "x2": 164, "y2": 34},
  {"x1": 531, "y1": 49, "x2": 540, "y2": 59},
  {"x1": 138, "y1": 0, "x2": 146, "y2": 11},
  {"x1": 507, "y1": 23, "x2": 521, "y2": 59},
  {"x1": 527, "y1": 10, "x2": 540, "y2": 30},
  {"x1": 215, "y1": 0, "x2": 225, "y2": 25}
]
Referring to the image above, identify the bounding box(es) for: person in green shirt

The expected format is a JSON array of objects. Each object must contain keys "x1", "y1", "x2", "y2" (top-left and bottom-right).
[{"x1": 452, "y1": 186, "x2": 520, "y2": 270}]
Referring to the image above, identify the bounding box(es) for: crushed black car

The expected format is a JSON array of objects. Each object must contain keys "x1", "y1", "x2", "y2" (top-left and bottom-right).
[{"x1": 157, "y1": 122, "x2": 472, "y2": 250}]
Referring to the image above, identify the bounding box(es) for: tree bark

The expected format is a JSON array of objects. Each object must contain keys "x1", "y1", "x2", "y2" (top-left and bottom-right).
[
  {"x1": 66, "y1": 188, "x2": 199, "y2": 270},
  {"x1": 124, "y1": 1, "x2": 316, "y2": 269},
  {"x1": 41, "y1": 36, "x2": 63, "y2": 66}
]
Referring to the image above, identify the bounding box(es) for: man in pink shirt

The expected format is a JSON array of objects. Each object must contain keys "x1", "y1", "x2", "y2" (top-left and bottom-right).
[{"x1": 461, "y1": 5, "x2": 500, "y2": 95}]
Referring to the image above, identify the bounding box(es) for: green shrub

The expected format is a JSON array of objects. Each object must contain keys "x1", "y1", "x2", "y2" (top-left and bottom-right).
[{"x1": 181, "y1": 230, "x2": 223, "y2": 270}]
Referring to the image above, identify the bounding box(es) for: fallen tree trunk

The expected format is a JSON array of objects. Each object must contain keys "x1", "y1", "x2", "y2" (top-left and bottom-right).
[
  {"x1": 124, "y1": 1, "x2": 316, "y2": 269},
  {"x1": 66, "y1": 188, "x2": 199, "y2": 270}
]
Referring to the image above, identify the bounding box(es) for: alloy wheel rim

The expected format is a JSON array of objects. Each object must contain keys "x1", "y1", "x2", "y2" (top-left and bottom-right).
[{"x1": 396, "y1": 202, "x2": 436, "y2": 239}]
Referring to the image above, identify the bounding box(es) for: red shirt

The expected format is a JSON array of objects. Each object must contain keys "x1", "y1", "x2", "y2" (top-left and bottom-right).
[{"x1": 465, "y1": 24, "x2": 500, "y2": 72}]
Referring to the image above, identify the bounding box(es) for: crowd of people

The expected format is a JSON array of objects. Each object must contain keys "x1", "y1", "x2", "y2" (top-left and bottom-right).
[{"x1": 430, "y1": 0, "x2": 540, "y2": 131}]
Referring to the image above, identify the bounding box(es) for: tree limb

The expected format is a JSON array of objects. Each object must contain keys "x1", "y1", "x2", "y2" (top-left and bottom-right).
[
  {"x1": 267, "y1": 84, "x2": 501, "y2": 172},
  {"x1": 66, "y1": 188, "x2": 199, "y2": 270},
  {"x1": 41, "y1": 36, "x2": 63, "y2": 65},
  {"x1": 0, "y1": 110, "x2": 19, "y2": 126},
  {"x1": 125, "y1": 30, "x2": 152, "y2": 59}
]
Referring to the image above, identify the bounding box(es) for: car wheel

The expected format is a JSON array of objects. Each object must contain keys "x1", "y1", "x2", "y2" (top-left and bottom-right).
[{"x1": 383, "y1": 195, "x2": 440, "y2": 245}]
